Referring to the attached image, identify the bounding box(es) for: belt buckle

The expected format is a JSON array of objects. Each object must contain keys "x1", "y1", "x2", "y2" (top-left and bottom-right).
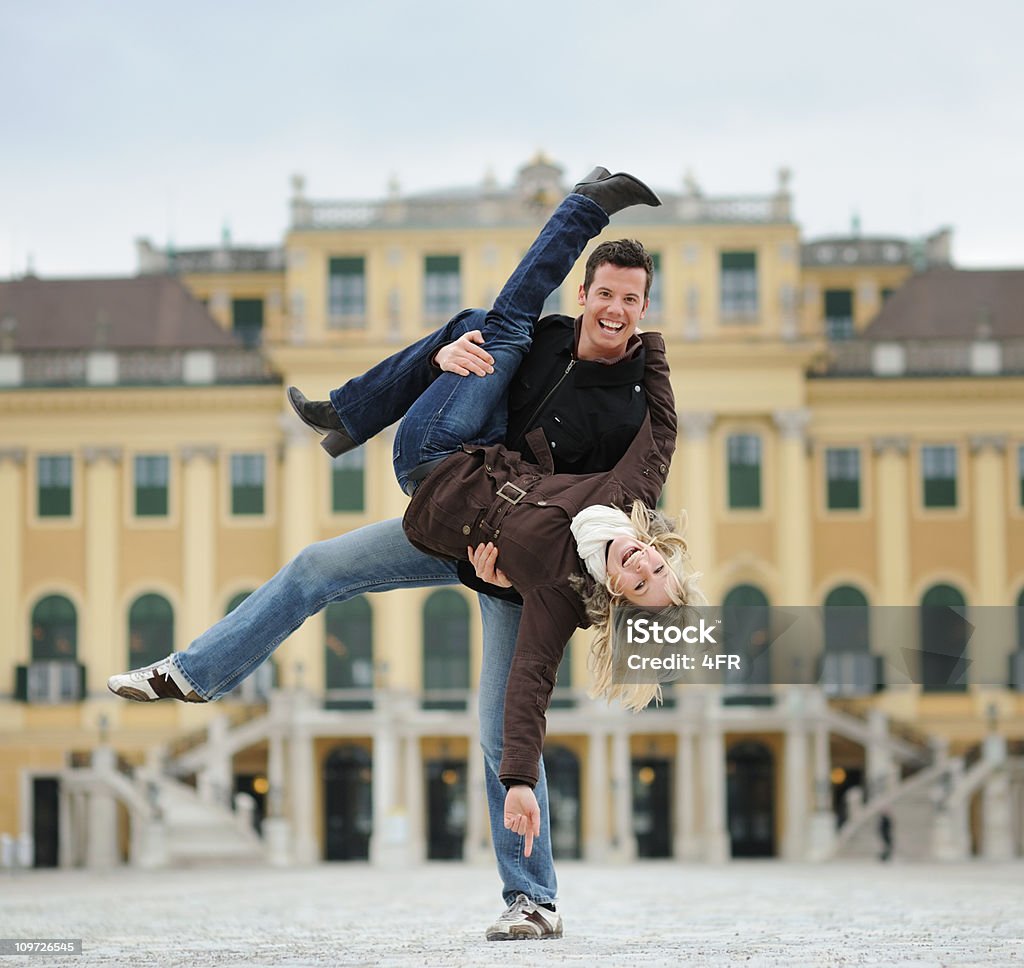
[{"x1": 496, "y1": 481, "x2": 526, "y2": 505}]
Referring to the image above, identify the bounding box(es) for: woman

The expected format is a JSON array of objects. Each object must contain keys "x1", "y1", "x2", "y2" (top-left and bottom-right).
[{"x1": 293, "y1": 171, "x2": 703, "y2": 850}]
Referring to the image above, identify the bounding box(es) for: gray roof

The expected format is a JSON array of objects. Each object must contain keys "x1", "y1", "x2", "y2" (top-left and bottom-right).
[
  {"x1": 0, "y1": 275, "x2": 240, "y2": 351},
  {"x1": 863, "y1": 268, "x2": 1024, "y2": 340}
]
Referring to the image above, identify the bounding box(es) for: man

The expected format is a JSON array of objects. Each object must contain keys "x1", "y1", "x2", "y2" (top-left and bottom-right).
[{"x1": 110, "y1": 170, "x2": 662, "y2": 941}]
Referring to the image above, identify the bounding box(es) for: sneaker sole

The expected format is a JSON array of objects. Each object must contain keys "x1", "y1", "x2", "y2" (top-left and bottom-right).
[
  {"x1": 107, "y1": 683, "x2": 154, "y2": 702},
  {"x1": 486, "y1": 927, "x2": 563, "y2": 941}
]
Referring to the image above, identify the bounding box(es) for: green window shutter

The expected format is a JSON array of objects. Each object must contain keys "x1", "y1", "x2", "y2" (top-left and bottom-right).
[
  {"x1": 824, "y1": 289, "x2": 854, "y2": 341},
  {"x1": 38, "y1": 456, "x2": 72, "y2": 517},
  {"x1": 231, "y1": 299, "x2": 264, "y2": 346},
  {"x1": 922, "y1": 446, "x2": 957, "y2": 508},
  {"x1": 328, "y1": 257, "x2": 367, "y2": 322},
  {"x1": 231, "y1": 454, "x2": 265, "y2": 515},
  {"x1": 128, "y1": 594, "x2": 174, "y2": 668},
  {"x1": 826, "y1": 448, "x2": 861, "y2": 510},
  {"x1": 719, "y1": 251, "x2": 758, "y2": 319},
  {"x1": 727, "y1": 434, "x2": 761, "y2": 509},
  {"x1": 647, "y1": 252, "x2": 661, "y2": 313},
  {"x1": 424, "y1": 255, "x2": 461, "y2": 319},
  {"x1": 31, "y1": 595, "x2": 77, "y2": 660},
  {"x1": 331, "y1": 450, "x2": 365, "y2": 512},
  {"x1": 134, "y1": 455, "x2": 169, "y2": 516},
  {"x1": 422, "y1": 590, "x2": 469, "y2": 710}
]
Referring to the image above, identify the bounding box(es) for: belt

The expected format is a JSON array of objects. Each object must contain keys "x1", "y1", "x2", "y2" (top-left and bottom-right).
[{"x1": 479, "y1": 475, "x2": 539, "y2": 540}]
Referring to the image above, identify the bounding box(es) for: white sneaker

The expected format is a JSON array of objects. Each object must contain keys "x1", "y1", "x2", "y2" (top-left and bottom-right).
[
  {"x1": 485, "y1": 894, "x2": 563, "y2": 941},
  {"x1": 107, "y1": 656, "x2": 205, "y2": 703}
]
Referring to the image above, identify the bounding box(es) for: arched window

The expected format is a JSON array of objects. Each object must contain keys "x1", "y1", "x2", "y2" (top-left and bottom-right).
[
  {"x1": 128, "y1": 594, "x2": 174, "y2": 669},
  {"x1": 422, "y1": 590, "x2": 469, "y2": 710},
  {"x1": 325, "y1": 597, "x2": 374, "y2": 710},
  {"x1": 823, "y1": 585, "x2": 870, "y2": 654},
  {"x1": 920, "y1": 584, "x2": 967, "y2": 692},
  {"x1": 723, "y1": 584, "x2": 771, "y2": 701},
  {"x1": 225, "y1": 591, "x2": 253, "y2": 615},
  {"x1": 31, "y1": 595, "x2": 77, "y2": 660}
]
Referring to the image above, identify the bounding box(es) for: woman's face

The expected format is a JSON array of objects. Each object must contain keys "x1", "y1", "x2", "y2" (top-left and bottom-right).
[{"x1": 605, "y1": 536, "x2": 676, "y2": 606}]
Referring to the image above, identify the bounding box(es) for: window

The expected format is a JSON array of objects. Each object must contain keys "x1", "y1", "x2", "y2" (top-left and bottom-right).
[
  {"x1": 424, "y1": 255, "x2": 461, "y2": 320},
  {"x1": 331, "y1": 449, "x2": 365, "y2": 513},
  {"x1": 824, "y1": 289, "x2": 854, "y2": 341},
  {"x1": 920, "y1": 584, "x2": 968, "y2": 692},
  {"x1": 826, "y1": 447, "x2": 860, "y2": 510},
  {"x1": 231, "y1": 298, "x2": 264, "y2": 346},
  {"x1": 727, "y1": 434, "x2": 761, "y2": 509},
  {"x1": 325, "y1": 597, "x2": 373, "y2": 710},
  {"x1": 550, "y1": 641, "x2": 575, "y2": 709},
  {"x1": 422, "y1": 590, "x2": 469, "y2": 710},
  {"x1": 128, "y1": 593, "x2": 174, "y2": 668},
  {"x1": 720, "y1": 251, "x2": 758, "y2": 320},
  {"x1": 646, "y1": 252, "x2": 661, "y2": 318},
  {"x1": 922, "y1": 445, "x2": 957, "y2": 508},
  {"x1": 38, "y1": 455, "x2": 72, "y2": 517},
  {"x1": 328, "y1": 257, "x2": 366, "y2": 327},
  {"x1": 231, "y1": 454, "x2": 265, "y2": 515},
  {"x1": 31, "y1": 595, "x2": 77, "y2": 660},
  {"x1": 134, "y1": 455, "x2": 169, "y2": 516}
]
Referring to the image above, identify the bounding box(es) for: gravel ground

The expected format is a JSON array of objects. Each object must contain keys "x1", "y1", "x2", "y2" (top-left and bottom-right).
[{"x1": 1, "y1": 860, "x2": 1022, "y2": 967}]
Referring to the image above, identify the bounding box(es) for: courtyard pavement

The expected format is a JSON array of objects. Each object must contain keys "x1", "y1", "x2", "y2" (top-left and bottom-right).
[{"x1": 1, "y1": 860, "x2": 1022, "y2": 967}]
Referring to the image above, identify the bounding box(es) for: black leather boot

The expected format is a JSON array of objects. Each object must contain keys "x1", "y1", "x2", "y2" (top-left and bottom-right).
[
  {"x1": 287, "y1": 387, "x2": 358, "y2": 457},
  {"x1": 573, "y1": 167, "x2": 661, "y2": 216}
]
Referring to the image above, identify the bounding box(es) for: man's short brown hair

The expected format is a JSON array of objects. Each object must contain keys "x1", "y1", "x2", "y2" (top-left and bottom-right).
[{"x1": 583, "y1": 239, "x2": 654, "y2": 300}]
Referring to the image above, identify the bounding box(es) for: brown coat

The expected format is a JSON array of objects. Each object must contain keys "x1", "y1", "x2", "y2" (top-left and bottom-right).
[{"x1": 403, "y1": 332, "x2": 676, "y2": 786}]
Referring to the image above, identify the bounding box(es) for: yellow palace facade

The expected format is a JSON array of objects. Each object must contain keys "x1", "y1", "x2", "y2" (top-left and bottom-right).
[{"x1": 1, "y1": 157, "x2": 1022, "y2": 869}]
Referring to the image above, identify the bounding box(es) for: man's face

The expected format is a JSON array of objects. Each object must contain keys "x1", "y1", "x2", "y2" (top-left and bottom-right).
[{"x1": 576, "y1": 262, "x2": 649, "y2": 361}]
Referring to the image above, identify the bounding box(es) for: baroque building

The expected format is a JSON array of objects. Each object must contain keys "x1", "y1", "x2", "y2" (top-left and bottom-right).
[{"x1": 1, "y1": 156, "x2": 1021, "y2": 870}]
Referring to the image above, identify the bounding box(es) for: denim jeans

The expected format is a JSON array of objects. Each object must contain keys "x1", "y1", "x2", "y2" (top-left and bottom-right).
[
  {"x1": 329, "y1": 191, "x2": 609, "y2": 493},
  {"x1": 171, "y1": 517, "x2": 557, "y2": 903}
]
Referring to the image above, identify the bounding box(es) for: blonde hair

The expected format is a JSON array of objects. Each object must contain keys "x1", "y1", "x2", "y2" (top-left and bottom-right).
[{"x1": 571, "y1": 500, "x2": 706, "y2": 712}]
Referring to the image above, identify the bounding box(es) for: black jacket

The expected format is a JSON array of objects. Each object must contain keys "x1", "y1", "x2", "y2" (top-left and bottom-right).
[{"x1": 457, "y1": 313, "x2": 649, "y2": 600}]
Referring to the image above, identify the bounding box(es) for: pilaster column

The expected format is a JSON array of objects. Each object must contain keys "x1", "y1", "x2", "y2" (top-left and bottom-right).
[
  {"x1": 371, "y1": 726, "x2": 406, "y2": 867},
  {"x1": 403, "y1": 732, "x2": 425, "y2": 864},
  {"x1": 773, "y1": 409, "x2": 812, "y2": 604},
  {"x1": 701, "y1": 697, "x2": 730, "y2": 862},
  {"x1": 872, "y1": 437, "x2": 911, "y2": 605},
  {"x1": 196, "y1": 714, "x2": 232, "y2": 808},
  {"x1": 970, "y1": 436, "x2": 1007, "y2": 604},
  {"x1": 782, "y1": 691, "x2": 808, "y2": 860},
  {"x1": 83, "y1": 447, "x2": 121, "y2": 687},
  {"x1": 278, "y1": 420, "x2": 319, "y2": 690},
  {"x1": 288, "y1": 715, "x2": 318, "y2": 864},
  {"x1": 0, "y1": 450, "x2": 26, "y2": 688},
  {"x1": 584, "y1": 730, "x2": 609, "y2": 861},
  {"x1": 610, "y1": 729, "x2": 635, "y2": 862},
  {"x1": 806, "y1": 689, "x2": 837, "y2": 860},
  {"x1": 866, "y1": 708, "x2": 897, "y2": 801},
  {"x1": 464, "y1": 711, "x2": 490, "y2": 863},
  {"x1": 678, "y1": 412, "x2": 715, "y2": 584},
  {"x1": 673, "y1": 727, "x2": 699, "y2": 861},
  {"x1": 180, "y1": 446, "x2": 218, "y2": 645}
]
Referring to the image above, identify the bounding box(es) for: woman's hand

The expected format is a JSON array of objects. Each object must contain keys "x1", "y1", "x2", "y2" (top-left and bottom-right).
[
  {"x1": 467, "y1": 542, "x2": 512, "y2": 588},
  {"x1": 433, "y1": 330, "x2": 495, "y2": 376},
  {"x1": 503, "y1": 785, "x2": 541, "y2": 857}
]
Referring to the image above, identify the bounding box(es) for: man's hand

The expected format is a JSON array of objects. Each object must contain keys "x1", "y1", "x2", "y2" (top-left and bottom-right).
[
  {"x1": 504, "y1": 785, "x2": 541, "y2": 857},
  {"x1": 467, "y1": 542, "x2": 512, "y2": 588},
  {"x1": 434, "y1": 330, "x2": 495, "y2": 377}
]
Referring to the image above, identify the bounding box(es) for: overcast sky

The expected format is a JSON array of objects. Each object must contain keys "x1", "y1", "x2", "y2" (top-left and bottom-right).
[{"x1": 2, "y1": 0, "x2": 1022, "y2": 278}]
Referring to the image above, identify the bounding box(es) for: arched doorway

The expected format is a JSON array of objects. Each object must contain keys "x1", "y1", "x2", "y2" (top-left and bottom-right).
[
  {"x1": 323, "y1": 745, "x2": 372, "y2": 860},
  {"x1": 128, "y1": 593, "x2": 174, "y2": 669},
  {"x1": 543, "y1": 745, "x2": 581, "y2": 859},
  {"x1": 632, "y1": 757, "x2": 672, "y2": 857},
  {"x1": 727, "y1": 740, "x2": 776, "y2": 857},
  {"x1": 425, "y1": 759, "x2": 467, "y2": 860},
  {"x1": 920, "y1": 584, "x2": 968, "y2": 692}
]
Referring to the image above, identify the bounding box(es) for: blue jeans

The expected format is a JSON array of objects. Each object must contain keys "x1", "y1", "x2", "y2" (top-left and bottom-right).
[
  {"x1": 329, "y1": 192, "x2": 609, "y2": 493},
  {"x1": 172, "y1": 518, "x2": 557, "y2": 904}
]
